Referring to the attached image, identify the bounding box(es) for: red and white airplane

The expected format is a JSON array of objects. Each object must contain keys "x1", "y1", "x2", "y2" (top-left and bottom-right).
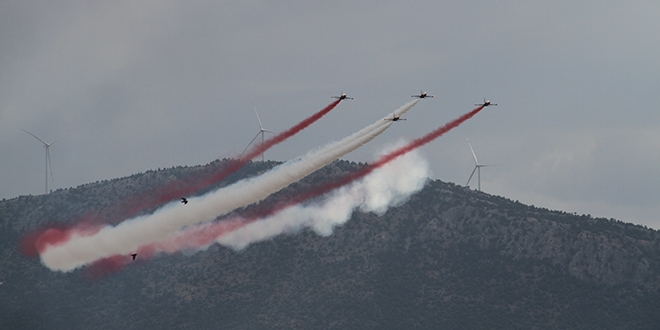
[
  {"x1": 475, "y1": 98, "x2": 497, "y2": 107},
  {"x1": 412, "y1": 90, "x2": 434, "y2": 99},
  {"x1": 332, "y1": 92, "x2": 354, "y2": 100},
  {"x1": 384, "y1": 113, "x2": 406, "y2": 122}
]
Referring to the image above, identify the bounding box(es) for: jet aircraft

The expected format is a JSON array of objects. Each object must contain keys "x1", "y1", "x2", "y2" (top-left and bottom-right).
[
  {"x1": 331, "y1": 92, "x2": 354, "y2": 100},
  {"x1": 412, "y1": 90, "x2": 434, "y2": 98},
  {"x1": 384, "y1": 113, "x2": 406, "y2": 122},
  {"x1": 476, "y1": 98, "x2": 497, "y2": 107}
]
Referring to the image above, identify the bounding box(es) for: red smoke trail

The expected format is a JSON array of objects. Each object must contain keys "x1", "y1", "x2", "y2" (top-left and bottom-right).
[
  {"x1": 19, "y1": 214, "x2": 105, "y2": 257},
  {"x1": 244, "y1": 105, "x2": 486, "y2": 220},
  {"x1": 20, "y1": 100, "x2": 341, "y2": 258},
  {"x1": 85, "y1": 218, "x2": 247, "y2": 278},
  {"x1": 165, "y1": 105, "x2": 486, "y2": 248},
  {"x1": 119, "y1": 99, "x2": 342, "y2": 220},
  {"x1": 86, "y1": 105, "x2": 486, "y2": 277},
  {"x1": 86, "y1": 255, "x2": 127, "y2": 280}
]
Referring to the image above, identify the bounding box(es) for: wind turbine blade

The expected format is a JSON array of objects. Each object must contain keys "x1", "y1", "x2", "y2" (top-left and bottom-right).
[
  {"x1": 254, "y1": 108, "x2": 265, "y2": 131},
  {"x1": 242, "y1": 131, "x2": 261, "y2": 155},
  {"x1": 466, "y1": 138, "x2": 479, "y2": 165},
  {"x1": 21, "y1": 129, "x2": 49, "y2": 146},
  {"x1": 49, "y1": 131, "x2": 69, "y2": 145},
  {"x1": 466, "y1": 166, "x2": 477, "y2": 187}
]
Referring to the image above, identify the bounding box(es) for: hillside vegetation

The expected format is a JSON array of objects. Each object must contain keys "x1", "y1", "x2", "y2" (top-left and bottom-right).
[{"x1": 1, "y1": 159, "x2": 659, "y2": 329}]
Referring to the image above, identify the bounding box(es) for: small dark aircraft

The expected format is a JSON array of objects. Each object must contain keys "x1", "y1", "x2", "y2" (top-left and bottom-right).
[
  {"x1": 130, "y1": 253, "x2": 137, "y2": 260},
  {"x1": 181, "y1": 197, "x2": 188, "y2": 204},
  {"x1": 384, "y1": 113, "x2": 406, "y2": 122},
  {"x1": 475, "y1": 98, "x2": 497, "y2": 107},
  {"x1": 331, "y1": 92, "x2": 354, "y2": 100},
  {"x1": 412, "y1": 90, "x2": 434, "y2": 98}
]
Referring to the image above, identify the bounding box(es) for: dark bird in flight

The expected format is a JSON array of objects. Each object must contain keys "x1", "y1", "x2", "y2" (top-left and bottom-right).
[
  {"x1": 181, "y1": 197, "x2": 188, "y2": 204},
  {"x1": 131, "y1": 253, "x2": 137, "y2": 260}
]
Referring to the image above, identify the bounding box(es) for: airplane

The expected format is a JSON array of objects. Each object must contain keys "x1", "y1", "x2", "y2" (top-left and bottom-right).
[
  {"x1": 412, "y1": 90, "x2": 434, "y2": 98},
  {"x1": 181, "y1": 197, "x2": 188, "y2": 204},
  {"x1": 130, "y1": 253, "x2": 137, "y2": 260},
  {"x1": 475, "y1": 98, "x2": 497, "y2": 107},
  {"x1": 384, "y1": 113, "x2": 406, "y2": 122},
  {"x1": 331, "y1": 92, "x2": 354, "y2": 100}
]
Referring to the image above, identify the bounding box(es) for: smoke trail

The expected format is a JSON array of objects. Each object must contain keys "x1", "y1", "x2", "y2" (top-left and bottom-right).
[
  {"x1": 221, "y1": 104, "x2": 486, "y2": 232},
  {"x1": 20, "y1": 100, "x2": 342, "y2": 257},
  {"x1": 221, "y1": 146, "x2": 429, "y2": 249},
  {"x1": 109, "y1": 99, "x2": 343, "y2": 221},
  {"x1": 108, "y1": 104, "x2": 485, "y2": 264},
  {"x1": 140, "y1": 145, "x2": 429, "y2": 255},
  {"x1": 218, "y1": 105, "x2": 486, "y2": 247},
  {"x1": 38, "y1": 100, "x2": 420, "y2": 272}
]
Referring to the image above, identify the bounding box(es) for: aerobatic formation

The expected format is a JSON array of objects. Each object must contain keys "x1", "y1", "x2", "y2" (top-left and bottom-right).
[{"x1": 20, "y1": 92, "x2": 494, "y2": 276}]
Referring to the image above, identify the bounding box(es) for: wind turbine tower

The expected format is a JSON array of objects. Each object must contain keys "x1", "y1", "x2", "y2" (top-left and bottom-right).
[
  {"x1": 21, "y1": 129, "x2": 66, "y2": 194},
  {"x1": 465, "y1": 138, "x2": 495, "y2": 191},
  {"x1": 242, "y1": 108, "x2": 275, "y2": 161}
]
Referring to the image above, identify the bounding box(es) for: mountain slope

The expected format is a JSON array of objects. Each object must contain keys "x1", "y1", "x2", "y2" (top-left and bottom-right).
[{"x1": 1, "y1": 159, "x2": 659, "y2": 329}]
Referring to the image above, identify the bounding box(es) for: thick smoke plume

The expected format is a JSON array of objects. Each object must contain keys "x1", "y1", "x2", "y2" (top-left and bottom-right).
[
  {"x1": 37, "y1": 100, "x2": 419, "y2": 272},
  {"x1": 142, "y1": 145, "x2": 429, "y2": 255},
  {"x1": 104, "y1": 99, "x2": 342, "y2": 223},
  {"x1": 21, "y1": 100, "x2": 343, "y2": 257},
  {"x1": 223, "y1": 146, "x2": 429, "y2": 249},
  {"x1": 120, "y1": 100, "x2": 344, "y2": 217},
  {"x1": 98, "y1": 103, "x2": 485, "y2": 273}
]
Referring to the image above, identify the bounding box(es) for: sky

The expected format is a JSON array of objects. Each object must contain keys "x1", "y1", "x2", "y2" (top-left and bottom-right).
[{"x1": 2, "y1": 1, "x2": 659, "y2": 228}]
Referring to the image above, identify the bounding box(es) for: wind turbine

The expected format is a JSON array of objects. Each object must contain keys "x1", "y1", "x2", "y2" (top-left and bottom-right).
[
  {"x1": 242, "y1": 107, "x2": 275, "y2": 161},
  {"x1": 21, "y1": 129, "x2": 66, "y2": 194},
  {"x1": 465, "y1": 138, "x2": 495, "y2": 191}
]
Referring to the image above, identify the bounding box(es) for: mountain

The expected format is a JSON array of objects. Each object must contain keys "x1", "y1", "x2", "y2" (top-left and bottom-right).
[{"x1": 1, "y1": 159, "x2": 659, "y2": 329}]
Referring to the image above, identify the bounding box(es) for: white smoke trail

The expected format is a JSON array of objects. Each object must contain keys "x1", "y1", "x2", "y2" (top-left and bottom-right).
[
  {"x1": 40, "y1": 100, "x2": 420, "y2": 271},
  {"x1": 216, "y1": 145, "x2": 429, "y2": 251},
  {"x1": 133, "y1": 142, "x2": 429, "y2": 255}
]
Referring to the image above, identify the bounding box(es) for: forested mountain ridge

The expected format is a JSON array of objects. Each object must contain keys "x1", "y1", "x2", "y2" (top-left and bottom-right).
[
  {"x1": 1, "y1": 159, "x2": 659, "y2": 329},
  {"x1": 414, "y1": 181, "x2": 660, "y2": 289}
]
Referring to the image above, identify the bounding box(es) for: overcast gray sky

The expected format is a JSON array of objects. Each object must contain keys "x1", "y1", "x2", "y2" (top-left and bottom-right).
[{"x1": 2, "y1": 1, "x2": 659, "y2": 228}]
